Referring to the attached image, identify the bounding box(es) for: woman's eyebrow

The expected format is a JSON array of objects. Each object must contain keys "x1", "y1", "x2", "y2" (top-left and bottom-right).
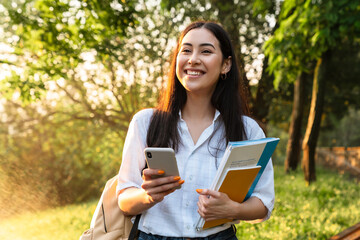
[{"x1": 182, "y1": 42, "x2": 216, "y2": 49}]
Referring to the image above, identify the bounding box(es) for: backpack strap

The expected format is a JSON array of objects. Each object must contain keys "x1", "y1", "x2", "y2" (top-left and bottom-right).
[{"x1": 128, "y1": 214, "x2": 141, "y2": 240}]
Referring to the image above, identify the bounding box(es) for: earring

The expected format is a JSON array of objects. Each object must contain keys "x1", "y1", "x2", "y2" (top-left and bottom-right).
[{"x1": 221, "y1": 73, "x2": 227, "y2": 80}]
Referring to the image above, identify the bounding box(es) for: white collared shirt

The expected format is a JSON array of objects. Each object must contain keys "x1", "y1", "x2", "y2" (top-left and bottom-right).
[{"x1": 117, "y1": 108, "x2": 275, "y2": 237}]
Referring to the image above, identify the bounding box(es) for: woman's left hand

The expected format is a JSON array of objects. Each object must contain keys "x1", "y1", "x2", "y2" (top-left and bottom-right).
[{"x1": 196, "y1": 189, "x2": 238, "y2": 221}]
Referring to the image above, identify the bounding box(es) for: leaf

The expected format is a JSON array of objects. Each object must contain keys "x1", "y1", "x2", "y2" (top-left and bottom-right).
[{"x1": 311, "y1": 31, "x2": 321, "y2": 46}]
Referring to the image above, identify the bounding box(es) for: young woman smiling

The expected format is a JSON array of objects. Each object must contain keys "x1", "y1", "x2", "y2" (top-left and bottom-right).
[{"x1": 117, "y1": 21, "x2": 275, "y2": 240}]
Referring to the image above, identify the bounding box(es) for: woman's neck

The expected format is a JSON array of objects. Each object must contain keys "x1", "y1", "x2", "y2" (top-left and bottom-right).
[
  {"x1": 182, "y1": 94, "x2": 215, "y2": 122},
  {"x1": 181, "y1": 94, "x2": 215, "y2": 145}
]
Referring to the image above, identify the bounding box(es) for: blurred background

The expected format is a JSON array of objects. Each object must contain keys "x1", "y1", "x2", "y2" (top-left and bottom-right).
[{"x1": 0, "y1": 0, "x2": 359, "y2": 239}]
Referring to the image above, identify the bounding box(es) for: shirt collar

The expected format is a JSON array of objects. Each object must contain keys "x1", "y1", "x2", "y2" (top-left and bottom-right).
[
  {"x1": 179, "y1": 109, "x2": 221, "y2": 123},
  {"x1": 213, "y1": 109, "x2": 221, "y2": 122}
]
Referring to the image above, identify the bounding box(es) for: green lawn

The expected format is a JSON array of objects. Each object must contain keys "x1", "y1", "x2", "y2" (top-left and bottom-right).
[
  {"x1": 0, "y1": 166, "x2": 359, "y2": 240},
  {"x1": 0, "y1": 200, "x2": 96, "y2": 240},
  {"x1": 236, "y1": 166, "x2": 360, "y2": 239}
]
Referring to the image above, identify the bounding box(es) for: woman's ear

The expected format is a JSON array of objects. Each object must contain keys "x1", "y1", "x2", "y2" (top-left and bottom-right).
[{"x1": 221, "y1": 57, "x2": 232, "y2": 74}]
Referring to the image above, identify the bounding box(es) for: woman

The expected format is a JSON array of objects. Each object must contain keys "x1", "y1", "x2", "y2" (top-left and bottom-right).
[{"x1": 117, "y1": 21, "x2": 274, "y2": 239}]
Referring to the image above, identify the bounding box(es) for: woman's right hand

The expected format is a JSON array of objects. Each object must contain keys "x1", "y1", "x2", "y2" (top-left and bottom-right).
[{"x1": 141, "y1": 168, "x2": 184, "y2": 204}]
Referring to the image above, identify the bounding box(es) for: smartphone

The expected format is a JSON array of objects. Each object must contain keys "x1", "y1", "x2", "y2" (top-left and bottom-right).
[{"x1": 144, "y1": 147, "x2": 181, "y2": 188}]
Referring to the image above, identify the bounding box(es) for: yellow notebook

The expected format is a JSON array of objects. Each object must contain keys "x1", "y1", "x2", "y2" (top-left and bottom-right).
[{"x1": 202, "y1": 166, "x2": 261, "y2": 229}]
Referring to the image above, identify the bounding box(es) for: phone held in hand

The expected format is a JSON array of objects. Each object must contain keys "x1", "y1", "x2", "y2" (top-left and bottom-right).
[{"x1": 144, "y1": 147, "x2": 181, "y2": 189}]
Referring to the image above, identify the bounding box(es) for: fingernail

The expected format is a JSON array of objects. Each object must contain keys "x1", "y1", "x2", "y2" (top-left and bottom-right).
[
  {"x1": 158, "y1": 170, "x2": 165, "y2": 174},
  {"x1": 196, "y1": 189, "x2": 202, "y2": 193},
  {"x1": 178, "y1": 180, "x2": 185, "y2": 184},
  {"x1": 174, "y1": 176, "x2": 181, "y2": 181}
]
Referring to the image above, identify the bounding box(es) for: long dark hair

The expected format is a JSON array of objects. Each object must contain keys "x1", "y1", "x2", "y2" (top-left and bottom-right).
[{"x1": 146, "y1": 21, "x2": 250, "y2": 151}]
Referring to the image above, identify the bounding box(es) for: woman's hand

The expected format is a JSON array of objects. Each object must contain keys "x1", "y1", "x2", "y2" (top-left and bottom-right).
[
  {"x1": 196, "y1": 189, "x2": 268, "y2": 222},
  {"x1": 141, "y1": 168, "x2": 184, "y2": 204},
  {"x1": 196, "y1": 189, "x2": 238, "y2": 222},
  {"x1": 118, "y1": 169, "x2": 184, "y2": 216}
]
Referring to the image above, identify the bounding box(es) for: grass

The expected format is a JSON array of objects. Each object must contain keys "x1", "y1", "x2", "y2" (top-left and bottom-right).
[
  {"x1": 0, "y1": 165, "x2": 359, "y2": 240},
  {"x1": 236, "y1": 165, "x2": 360, "y2": 239},
  {"x1": 0, "y1": 200, "x2": 96, "y2": 240}
]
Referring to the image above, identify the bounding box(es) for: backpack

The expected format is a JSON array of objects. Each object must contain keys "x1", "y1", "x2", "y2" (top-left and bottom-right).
[{"x1": 79, "y1": 175, "x2": 140, "y2": 240}]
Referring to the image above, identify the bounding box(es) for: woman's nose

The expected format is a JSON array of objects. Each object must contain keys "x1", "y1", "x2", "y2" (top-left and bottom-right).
[{"x1": 188, "y1": 53, "x2": 200, "y2": 65}]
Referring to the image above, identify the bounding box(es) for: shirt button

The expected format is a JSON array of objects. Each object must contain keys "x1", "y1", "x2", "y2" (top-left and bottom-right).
[
  {"x1": 186, "y1": 225, "x2": 190, "y2": 230},
  {"x1": 186, "y1": 201, "x2": 189, "y2": 207},
  {"x1": 189, "y1": 175, "x2": 193, "y2": 181}
]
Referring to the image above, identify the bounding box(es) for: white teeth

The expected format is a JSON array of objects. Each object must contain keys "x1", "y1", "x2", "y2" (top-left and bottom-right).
[{"x1": 187, "y1": 70, "x2": 202, "y2": 76}]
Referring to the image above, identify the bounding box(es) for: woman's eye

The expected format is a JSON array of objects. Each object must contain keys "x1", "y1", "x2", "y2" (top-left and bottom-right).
[
  {"x1": 202, "y1": 50, "x2": 212, "y2": 54},
  {"x1": 182, "y1": 49, "x2": 191, "y2": 53}
]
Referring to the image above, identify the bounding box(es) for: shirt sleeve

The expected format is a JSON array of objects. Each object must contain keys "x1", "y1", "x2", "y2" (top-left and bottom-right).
[
  {"x1": 243, "y1": 117, "x2": 275, "y2": 222},
  {"x1": 116, "y1": 109, "x2": 152, "y2": 196}
]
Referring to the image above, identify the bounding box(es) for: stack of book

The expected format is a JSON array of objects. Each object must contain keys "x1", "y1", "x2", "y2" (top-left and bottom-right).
[{"x1": 195, "y1": 137, "x2": 280, "y2": 230}]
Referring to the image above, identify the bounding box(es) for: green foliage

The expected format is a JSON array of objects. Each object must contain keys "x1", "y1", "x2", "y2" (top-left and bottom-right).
[
  {"x1": 1, "y1": 73, "x2": 45, "y2": 104},
  {"x1": 324, "y1": 43, "x2": 360, "y2": 112},
  {"x1": 1, "y1": 0, "x2": 180, "y2": 125},
  {"x1": 0, "y1": 166, "x2": 359, "y2": 240},
  {"x1": 0, "y1": 1, "x2": 183, "y2": 213},
  {"x1": 319, "y1": 108, "x2": 360, "y2": 147},
  {"x1": 311, "y1": 43, "x2": 360, "y2": 136},
  {"x1": 264, "y1": 0, "x2": 360, "y2": 88},
  {"x1": 1, "y1": 0, "x2": 138, "y2": 102},
  {"x1": 267, "y1": 123, "x2": 290, "y2": 165},
  {"x1": 0, "y1": 1, "x2": 198, "y2": 216},
  {"x1": 252, "y1": 0, "x2": 277, "y2": 17},
  {"x1": 0, "y1": 99, "x2": 125, "y2": 215}
]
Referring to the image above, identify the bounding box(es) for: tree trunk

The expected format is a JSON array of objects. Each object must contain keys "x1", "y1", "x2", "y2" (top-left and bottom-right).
[
  {"x1": 252, "y1": 21, "x2": 279, "y2": 124},
  {"x1": 252, "y1": 56, "x2": 273, "y2": 123},
  {"x1": 302, "y1": 51, "x2": 331, "y2": 184},
  {"x1": 285, "y1": 72, "x2": 305, "y2": 172}
]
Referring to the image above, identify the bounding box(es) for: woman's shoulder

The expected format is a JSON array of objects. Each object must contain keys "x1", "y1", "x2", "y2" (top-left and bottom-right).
[
  {"x1": 132, "y1": 108, "x2": 154, "y2": 121},
  {"x1": 129, "y1": 108, "x2": 155, "y2": 129},
  {"x1": 242, "y1": 115, "x2": 258, "y2": 126},
  {"x1": 242, "y1": 115, "x2": 266, "y2": 140}
]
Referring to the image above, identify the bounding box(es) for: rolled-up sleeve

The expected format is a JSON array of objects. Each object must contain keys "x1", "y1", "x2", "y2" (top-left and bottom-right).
[
  {"x1": 251, "y1": 159, "x2": 275, "y2": 221},
  {"x1": 116, "y1": 109, "x2": 153, "y2": 196}
]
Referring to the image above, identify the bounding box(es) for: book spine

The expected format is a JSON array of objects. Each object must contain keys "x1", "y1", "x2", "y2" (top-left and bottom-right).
[
  {"x1": 244, "y1": 140, "x2": 279, "y2": 201},
  {"x1": 210, "y1": 145, "x2": 232, "y2": 190}
]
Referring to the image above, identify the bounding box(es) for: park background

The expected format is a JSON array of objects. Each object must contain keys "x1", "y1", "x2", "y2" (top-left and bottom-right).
[{"x1": 0, "y1": 0, "x2": 359, "y2": 239}]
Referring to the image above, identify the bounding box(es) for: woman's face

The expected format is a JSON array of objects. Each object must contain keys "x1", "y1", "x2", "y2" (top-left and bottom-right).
[{"x1": 176, "y1": 28, "x2": 231, "y2": 97}]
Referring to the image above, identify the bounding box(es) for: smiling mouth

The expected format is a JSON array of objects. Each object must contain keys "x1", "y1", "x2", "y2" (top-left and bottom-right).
[{"x1": 185, "y1": 70, "x2": 204, "y2": 76}]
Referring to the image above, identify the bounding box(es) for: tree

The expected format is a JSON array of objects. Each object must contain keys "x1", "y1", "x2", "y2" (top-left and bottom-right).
[
  {"x1": 0, "y1": 0, "x2": 192, "y2": 210},
  {"x1": 1, "y1": 0, "x2": 138, "y2": 100},
  {"x1": 284, "y1": 72, "x2": 306, "y2": 172},
  {"x1": 1, "y1": 0, "x2": 183, "y2": 137},
  {"x1": 264, "y1": 0, "x2": 360, "y2": 184}
]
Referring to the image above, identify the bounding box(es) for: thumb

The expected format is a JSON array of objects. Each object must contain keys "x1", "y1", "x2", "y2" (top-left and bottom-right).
[{"x1": 196, "y1": 189, "x2": 220, "y2": 198}]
